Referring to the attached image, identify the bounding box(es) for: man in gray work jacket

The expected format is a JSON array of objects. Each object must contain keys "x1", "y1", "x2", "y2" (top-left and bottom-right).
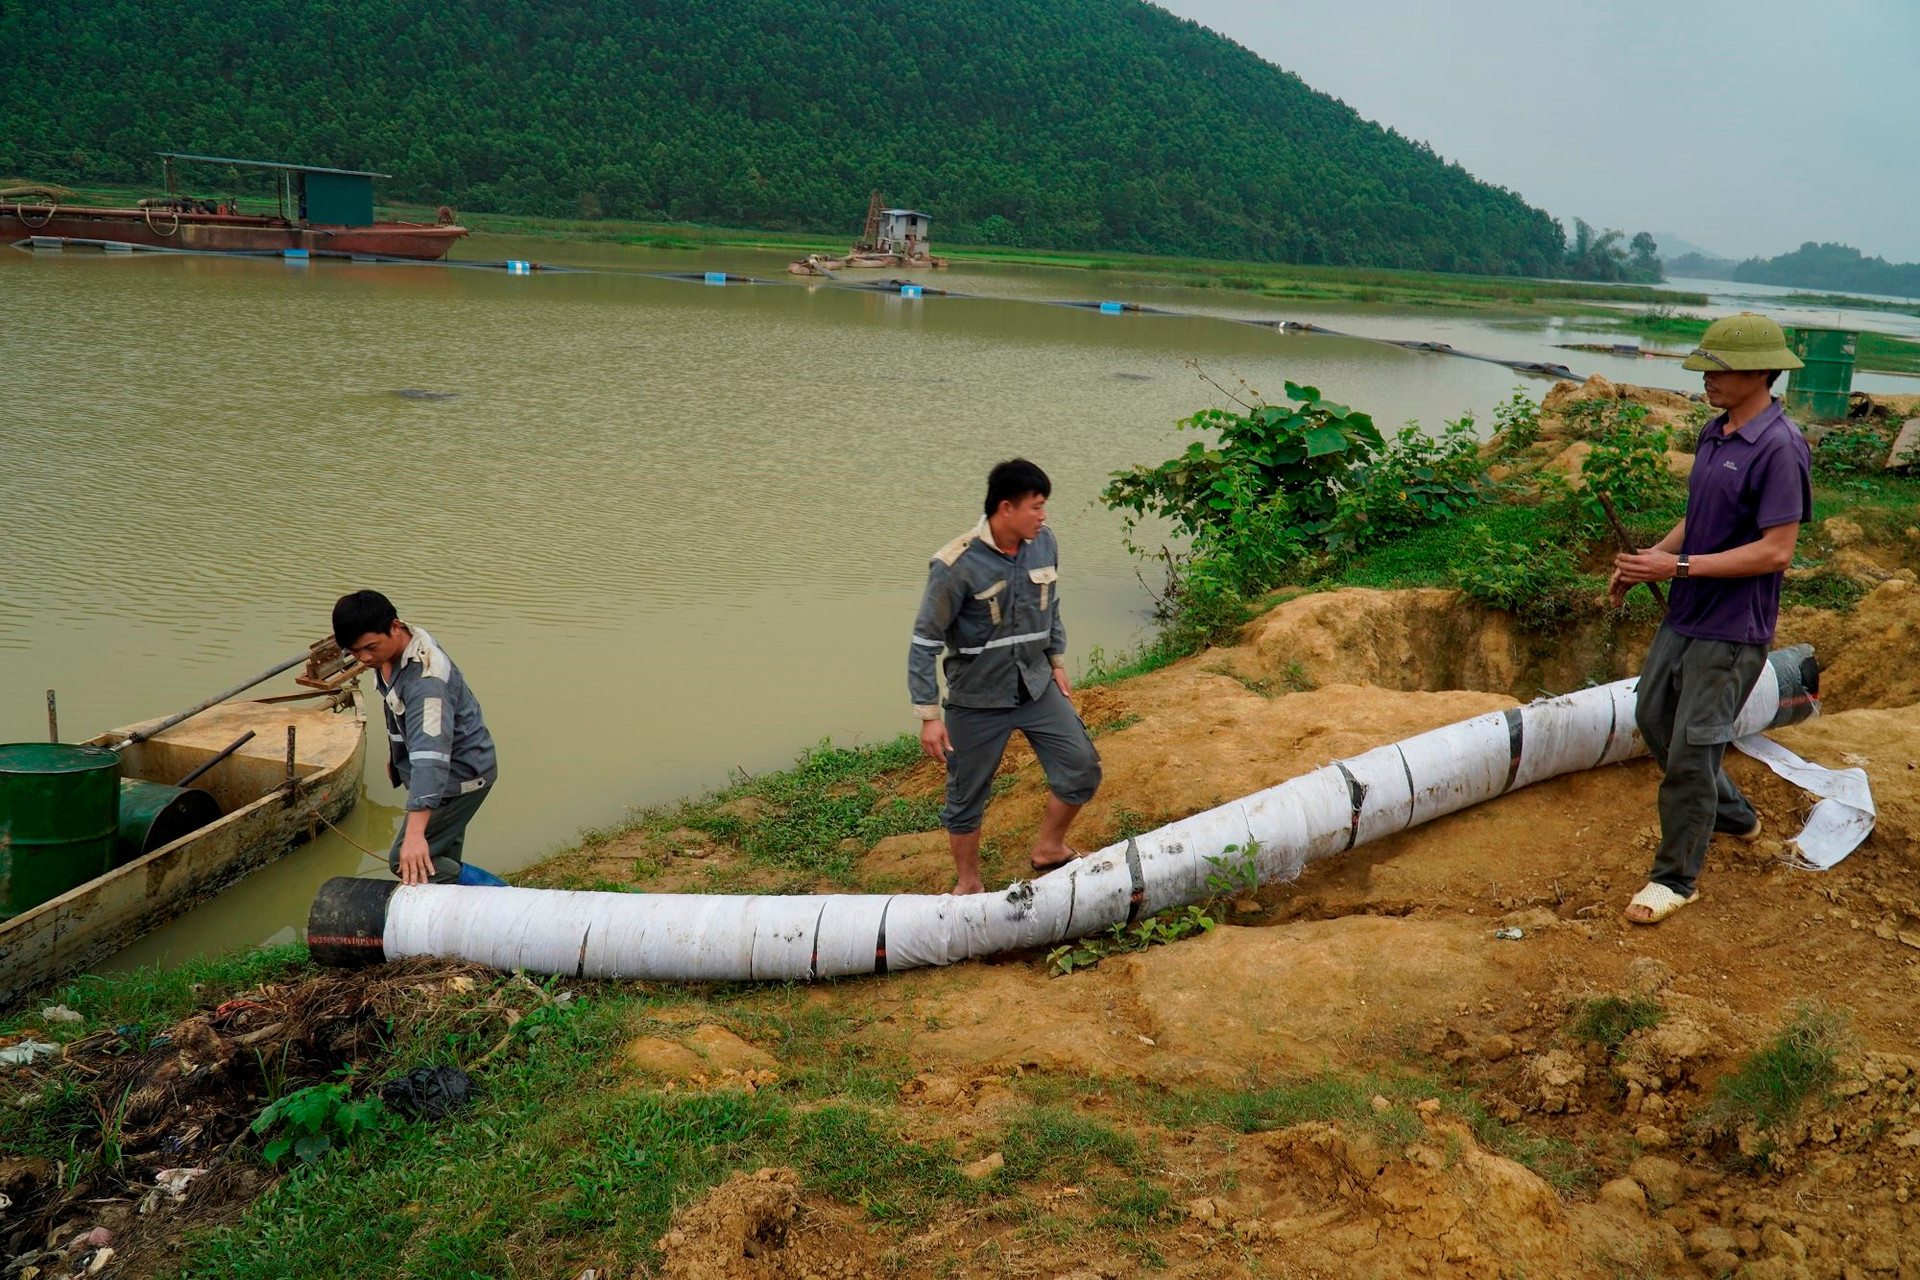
[
  {"x1": 333, "y1": 590, "x2": 499, "y2": 885},
  {"x1": 910, "y1": 459, "x2": 1103, "y2": 895}
]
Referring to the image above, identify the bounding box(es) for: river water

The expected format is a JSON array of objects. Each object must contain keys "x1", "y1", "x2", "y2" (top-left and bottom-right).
[{"x1": 0, "y1": 235, "x2": 1897, "y2": 971}]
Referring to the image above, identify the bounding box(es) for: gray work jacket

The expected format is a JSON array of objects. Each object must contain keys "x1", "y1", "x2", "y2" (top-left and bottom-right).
[
  {"x1": 909, "y1": 517, "x2": 1066, "y2": 716},
  {"x1": 375, "y1": 625, "x2": 499, "y2": 810}
]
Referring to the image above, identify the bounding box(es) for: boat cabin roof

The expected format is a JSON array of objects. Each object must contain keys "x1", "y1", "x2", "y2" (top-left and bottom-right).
[{"x1": 156, "y1": 152, "x2": 391, "y2": 179}]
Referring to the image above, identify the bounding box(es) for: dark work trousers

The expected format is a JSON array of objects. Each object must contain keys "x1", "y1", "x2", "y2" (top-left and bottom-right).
[
  {"x1": 940, "y1": 682, "x2": 1102, "y2": 833},
  {"x1": 387, "y1": 785, "x2": 491, "y2": 885},
  {"x1": 1633, "y1": 625, "x2": 1767, "y2": 897}
]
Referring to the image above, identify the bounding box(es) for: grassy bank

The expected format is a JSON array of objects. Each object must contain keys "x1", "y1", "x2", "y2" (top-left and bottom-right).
[
  {"x1": 22, "y1": 179, "x2": 1707, "y2": 314},
  {"x1": 2, "y1": 930, "x2": 1589, "y2": 1277},
  {"x1": 1601, "y1": 306, "x2": 1920, "y2": 375}
]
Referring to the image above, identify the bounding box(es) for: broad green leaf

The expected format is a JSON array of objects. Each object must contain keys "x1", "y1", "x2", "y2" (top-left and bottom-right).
[
  {"x1": 294, "y1": 1133, "x2": 332, "y2": 1162},
  {"x1": 1302, "y1": 426, "x2": 1353, "y2": 458}
]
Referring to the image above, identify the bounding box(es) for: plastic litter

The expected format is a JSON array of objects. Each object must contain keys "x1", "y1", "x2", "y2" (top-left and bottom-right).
[
  {"x1": 1494, "y1": 927, "x2": 1525, "y2": 941},
  {"x1": 379, "y1": 1065, "x2": 479, "y2": 1120},
  {"x1": 0, "y1": 1039, "x2": 60, "y2": 1065},
  {"x1": 40, "y1": 1004, "x2": 83, "y2": 1023},
  {"x1": 154, "y1": 1167, "x2": 207, "y2": 1199}
]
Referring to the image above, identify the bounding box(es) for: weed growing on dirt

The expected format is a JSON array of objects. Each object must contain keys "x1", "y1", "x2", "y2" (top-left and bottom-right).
[
  {"x1": 1450, "y1": 522, "x2": 1593, "y2": 626},
  {"x1": 793, "y1": 1105, "x2": 969, "y2": 1224},
  {"x1": 1089, "y1": 711, "x2": 1143, "y2": 736},
  {"x1": 1492, "y1": 386, "x2": 1543, "y2": 454},
  {"x1": 1571, "y1": 995, "x2": 1665, "y2": 1057},
  {"x1": 1045, "y1": 905, "x2": 1218, "y2": 976},
  {"x1": 1000, "y1": 1104, "x2": 1142, "y2": 1181},
  {"x1": 1703, "y1": 1003, "x2": 1848, "y2": 1140},
  {"x1": 251, "y1": 1077, "x2": 388, "y2": 1165},
  {"x1": 1812, "y1": 423, "x2": 1889, "y2": 481},
  {"x1": 1782, "y1": 569, "x2": 1870, "y2": 612}
]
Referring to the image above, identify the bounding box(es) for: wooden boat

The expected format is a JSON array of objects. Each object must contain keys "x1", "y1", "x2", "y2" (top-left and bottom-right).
[
  {"x1": 1, "y1": 152, "x2": 468, "y2": 262},
  {"x1": 0, "y1": 687, "x2": 364, "y2": 1005}
]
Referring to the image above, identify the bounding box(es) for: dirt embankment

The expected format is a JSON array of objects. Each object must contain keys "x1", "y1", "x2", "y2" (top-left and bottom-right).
[
  {"x1": 594, "y1": 546, "x2": 1920, "y2": 1276},
  {"x1": 517, "y1": 380, "x2": 1920, "y2": 1273},
  {"x1": 22, "y1": 375, "x2": 1920, "y2": 1278}
]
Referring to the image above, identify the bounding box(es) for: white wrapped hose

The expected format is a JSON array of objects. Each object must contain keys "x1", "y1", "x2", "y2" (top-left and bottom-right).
[{"x1": 308, "y1": 648, "x2": 1821, "y2": 980}]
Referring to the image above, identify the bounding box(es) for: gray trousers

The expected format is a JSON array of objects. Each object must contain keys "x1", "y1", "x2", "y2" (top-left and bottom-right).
[
  {"x1": 941, "y1": 683, "x2": 1102, "y2": 833},
  {"x1": 388, "y1": 785, "x2": 491, "y2": 885},
  {"x1": 1634, "y1": 625, "x2": 1766, "y2": 897}
]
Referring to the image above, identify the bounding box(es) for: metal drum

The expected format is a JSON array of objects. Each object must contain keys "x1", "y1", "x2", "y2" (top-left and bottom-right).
[
  {"x1": 0, "y1": 743, "x2": 121, "y2": 919},
  {"x1": 1785, "y1": 327, "x2": 1857, "y2": 422},
  {"x1": 115, "y1": 779, "x2": 222, "y2": 867}
]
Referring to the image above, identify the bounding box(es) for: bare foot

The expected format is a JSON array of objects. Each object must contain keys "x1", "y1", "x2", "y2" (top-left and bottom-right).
[
  {"x1": 953, "y1": 877, "x2": 986, "y2": 896},
  {"x1": 1623, "y1": 903, "x2": 1655, "y2": 924}
]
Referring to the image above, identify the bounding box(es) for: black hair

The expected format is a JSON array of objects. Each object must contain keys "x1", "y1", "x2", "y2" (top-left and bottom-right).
[
  {"x1": 332, "y1": 590, "x2": 400, "y2": 648},
  {"x1": 984, "y1": 458, "x2": 1052, "y2": 517}
]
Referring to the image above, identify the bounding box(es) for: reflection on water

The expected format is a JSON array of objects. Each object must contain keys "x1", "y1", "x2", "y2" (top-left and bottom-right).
[{"x1": 0, "y1": 235, "x2": 1709, "y2": 971}]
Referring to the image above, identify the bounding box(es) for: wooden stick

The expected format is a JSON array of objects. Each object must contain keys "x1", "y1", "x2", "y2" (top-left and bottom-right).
[
  {"x1": 116, "y1": 648, "x2": 313, "y2": 749},
  {"x1": 46, "y1": 689, "x2": 57, "y2": 743},
  {"x1": 1597, "y1": 493, "x2": 1667, "y2": 611}
]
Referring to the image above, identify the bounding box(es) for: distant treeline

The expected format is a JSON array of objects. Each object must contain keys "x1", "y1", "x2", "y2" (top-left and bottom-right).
[
  {"x1": 1, "y1": 0, "x2": 1609, "y2": 275},
  {"x1": 1669, "y1": 243, "x2": 1920, "y2": 298}
]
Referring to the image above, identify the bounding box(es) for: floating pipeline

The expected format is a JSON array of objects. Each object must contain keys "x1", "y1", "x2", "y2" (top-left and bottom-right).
[
  {"x1": 14, "y1": 233, "x2": 1587, "y2": 382},
  {"x1": 306, "y1": 646, "x2": 1841, "y2": 981}
]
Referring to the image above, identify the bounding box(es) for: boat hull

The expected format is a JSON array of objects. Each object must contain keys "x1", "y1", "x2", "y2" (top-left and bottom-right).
[
  {"x1": 0, "y1": 695, "x2": 366, "y2": 1005},
  {"x1": 2, "y1": 204, "x2": 467, "y2": 260}
]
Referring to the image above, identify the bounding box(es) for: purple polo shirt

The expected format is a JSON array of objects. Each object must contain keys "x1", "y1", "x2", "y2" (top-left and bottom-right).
[{"x1": 1667, "y1": 398, "x2": 1811, "y2": 646}]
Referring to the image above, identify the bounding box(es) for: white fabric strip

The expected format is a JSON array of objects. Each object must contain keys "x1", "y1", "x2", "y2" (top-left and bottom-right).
[{"x1": 1731, "y1": 735, "x2": 1875, "y2": 869}]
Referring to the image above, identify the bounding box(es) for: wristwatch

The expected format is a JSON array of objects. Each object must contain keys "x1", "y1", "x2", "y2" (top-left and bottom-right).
[{"x1": 1675, "y1": 554, "x2": 1690, "y2": 580}]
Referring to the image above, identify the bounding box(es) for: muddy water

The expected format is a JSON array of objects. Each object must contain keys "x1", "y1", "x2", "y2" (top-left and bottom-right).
[{"x1": 0, "y1": 235, "x2": 1710, "y2": 970}]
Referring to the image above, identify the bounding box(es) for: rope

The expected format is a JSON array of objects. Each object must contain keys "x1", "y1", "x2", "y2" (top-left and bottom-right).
[{"x1": 315, "y1": 807, "x2": 388, "y2": 860}]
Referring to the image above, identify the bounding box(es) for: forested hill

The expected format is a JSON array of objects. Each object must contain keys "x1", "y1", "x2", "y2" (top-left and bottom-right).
[{"x1": 1, "y1": 0, "x2": 1565, "y2": 273}]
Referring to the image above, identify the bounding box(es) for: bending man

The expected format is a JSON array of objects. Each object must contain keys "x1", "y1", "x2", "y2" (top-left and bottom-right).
[
  {"x1": 333, "y1": 590, "x2": 499, "y2": 886},
  {"x1": 910, "y1": 459, "x2": 1103, "y2": 895},
  {"x1": 1610, "y1": 313, "x2": 1810, "y2": 925}
]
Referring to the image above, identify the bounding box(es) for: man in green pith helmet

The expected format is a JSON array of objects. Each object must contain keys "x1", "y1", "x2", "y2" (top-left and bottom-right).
[{"x1": 1609, "y1": 312, "x2": 1811, "y2": 925}]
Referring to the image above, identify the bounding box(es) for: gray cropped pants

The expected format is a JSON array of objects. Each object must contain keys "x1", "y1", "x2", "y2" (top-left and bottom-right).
[
  {"x1": 940, "y1": 683, "x2": 1102, "y2": 833},
  {"x1": 387, "y1": 786, "x2": 491, "y2": 885},
  {"x1": 1633, "y1": 625, "x2": 1766, "y2": 897}
]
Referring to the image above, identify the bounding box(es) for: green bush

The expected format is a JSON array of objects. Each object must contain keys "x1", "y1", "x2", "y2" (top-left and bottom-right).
[
  {"x1": 1491, "y1": 388, "x2": 1543, "y2": 454},
  {"x1": 251, "y1": 1080, "x2": 388, "y2": 1166},
  {"x1": 1812, "y1": 424, "x2": 1887, "y2": 481},
  {"x1": 1333, "y1": 414, "x2": 1494, "y2": 549},
  {"x1": 1570, "y1": 403, "x2": 1683, "y2": 531},
  {"x1": 1450, "y1": 522, "x2": 1590, "y2": 627},
  {"x1": 1103, "y1": 381, "x2": 1383, "y2": 550}
]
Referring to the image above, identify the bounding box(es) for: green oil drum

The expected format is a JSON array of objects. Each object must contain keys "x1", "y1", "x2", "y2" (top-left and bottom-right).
[
  {"x1": 0, "y1": 743, "x2": 121, "y2": 920},
  {"x1": 1785, "y1": 327, "x2": 1857, "y2": 422},
  {"x1": 115, "y1": 779, "x2": 222, "y2": 867}
]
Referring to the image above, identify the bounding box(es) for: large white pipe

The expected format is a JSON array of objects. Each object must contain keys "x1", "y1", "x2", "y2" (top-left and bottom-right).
[{"x1": 307, "y1": 648, "x2": 1820, "y2": 978}]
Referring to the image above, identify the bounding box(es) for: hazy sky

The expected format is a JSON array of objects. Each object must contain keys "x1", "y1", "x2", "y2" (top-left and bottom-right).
[{"x1": 1155, "y1": 0, "x2": 1920, "y2": 263}]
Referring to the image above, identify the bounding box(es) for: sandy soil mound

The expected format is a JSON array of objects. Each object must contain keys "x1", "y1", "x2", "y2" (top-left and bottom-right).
[
  {"x1": 1207, "y1": 1118, "x2": 1673, "y2": 1278},
  {"x1": 657, "y1": 1167, "x2": 876, "y2": 1279},
  {"x1": 1218, "y1": 586, "x2": 1647, "y2": 699}
]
